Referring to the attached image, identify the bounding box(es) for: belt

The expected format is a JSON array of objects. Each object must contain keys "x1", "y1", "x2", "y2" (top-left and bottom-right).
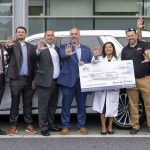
[
  {"x1": 136, "y1": 74, "x2": 150, "y2": 79},
  {"x1": 53, "y1": 79, "x2": 57, "y2": 81},
  {"x1": 18, "y1": 75, "x2": 29, "y2": 80}
]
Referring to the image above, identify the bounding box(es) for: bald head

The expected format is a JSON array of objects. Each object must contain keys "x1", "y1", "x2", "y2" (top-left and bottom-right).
[{"x1": 69, "y1": 27, "x2": 80, "y2": 46}]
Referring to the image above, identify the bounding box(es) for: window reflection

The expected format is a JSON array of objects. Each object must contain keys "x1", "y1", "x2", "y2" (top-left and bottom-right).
[
  {"x1": 0, "y1": 0, "x2": 12, "y2": 16},
  {"x1": 0, "y1": 18, "x2": 12, "y2": 40}
]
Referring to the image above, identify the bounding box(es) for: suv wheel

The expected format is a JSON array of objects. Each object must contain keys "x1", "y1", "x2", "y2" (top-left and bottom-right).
[{"x1": 113, "y1": 90, "x2": 145, "y2": 129}]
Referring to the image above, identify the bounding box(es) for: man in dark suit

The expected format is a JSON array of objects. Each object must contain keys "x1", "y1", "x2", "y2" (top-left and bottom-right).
[
  {"x1": 57, "y1": 27, "x2": 92, "y2": 135},
  {"x1": 35, "y1": 29, "x2": 61, "y2": 136},
  {"x1": 5, "y1": 26, "x2": 37, "y2": 135},
  {"x1": 0, "y1": 43, "x2": 7, "y2": 135}
]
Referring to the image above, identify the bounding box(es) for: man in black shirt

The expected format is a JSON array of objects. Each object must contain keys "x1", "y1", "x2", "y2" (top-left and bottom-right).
[{"x1": 121, "y1": 28, "x2": 150, "y2": 134}]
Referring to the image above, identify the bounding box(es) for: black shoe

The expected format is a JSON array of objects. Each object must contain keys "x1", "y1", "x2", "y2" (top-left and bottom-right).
[
  {"x1": 148, "y1": 127, "x2": 150, "y2": 132},
  {"x1": 41, "y1": 131, "x2": 50, "y2": 136},
  {"x1": 108, "y1": 130, "x2": 114, "y2": 134},
  {"x1": 49, "y1": 127, "x2": 61, "y2": 132},
  {"x1": 130, "y1": 128, "x2": 139, "y2": 134},
  {"x1": 0, "y1": 129, "x2": 7, "y2": 135},
  {"x1": 101, "y1": 131, "x2": 107, "y2": 135}
]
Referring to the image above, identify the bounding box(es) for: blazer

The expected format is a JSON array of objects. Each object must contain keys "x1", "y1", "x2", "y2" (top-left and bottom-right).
[
  {"x1": 34, "y1": 45, "x2": 60, "y2": 87},
  {"x1": 0, "y1": 49, "x2": 5, "y2": 73},
  {"x1": 5, "y1": 40, "x2": 37, "y2": 82},
  {"x1": 57, "y1": 43, "x2": 92, "y2": 88}
]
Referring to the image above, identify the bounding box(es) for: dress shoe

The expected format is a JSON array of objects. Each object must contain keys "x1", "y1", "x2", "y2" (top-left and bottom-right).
[
  {"x1": 101, "y1": 131, "x2": 107, "y2": 135},
  {"x1": 50, "y1": 127, "x2": 61, "y2": 132},
  {"x1": 130, "y1": 128, "x2": 139, "y2": 134},
  {"x1": 0, "y1": 129, "x2": 7, "y2": 135},
  {"x1": 61, "y1": 128, "x2": 69, "y2": 135},
  {"x1": 108, "y1": 130, "x2": 114, "y2": 134},
  {"x1": 41, "y1": 131, "x2": 50, "y2": 136},
  {"x1": 79, "y1": 128, "x2": 88, "y2": 135},
  {"x1": 9, "y1": 126, "x2": 17, "y2": 135},
  {"x1": 25, "y1": 125, "x2": 37, "y2": 134}
]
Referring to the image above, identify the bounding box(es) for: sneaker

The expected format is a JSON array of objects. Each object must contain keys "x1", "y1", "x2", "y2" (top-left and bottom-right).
[
  {"x1": 9, "y1": 126, "x2": 17, "y2": 135},
  {"x1": 61, "y1": 128, "x2": 69, "y2": 135},
  {"x1": 25, "y1": 125, "x2": 37, "y2": 134},
  {"x1": 130, "y1": 128, "x2": 139, "y2": 134},
  {"x1": 80, "y1": 128, "x2": 88, "y2": 135}
]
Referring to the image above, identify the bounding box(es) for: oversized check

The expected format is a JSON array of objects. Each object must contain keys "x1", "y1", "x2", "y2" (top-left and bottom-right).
[{"x1": 79, "y1": 60, "x2": 136, "y2": 92}]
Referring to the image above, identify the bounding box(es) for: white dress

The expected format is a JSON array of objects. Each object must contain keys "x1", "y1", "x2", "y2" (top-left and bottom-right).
[{"x1": 92, "y1": 56, "x2": 120, "y2": 117}]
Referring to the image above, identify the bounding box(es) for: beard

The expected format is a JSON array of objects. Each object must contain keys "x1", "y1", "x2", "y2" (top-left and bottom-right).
[{"x1": 17, "y1": 36, "x2": 25, "y2": 41}]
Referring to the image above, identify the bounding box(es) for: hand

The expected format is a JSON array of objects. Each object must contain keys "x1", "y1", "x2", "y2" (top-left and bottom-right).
[
  {"x1": 65, "y1": 44, "x2": 74, "y2": 56},
  {"x1": 32, "y1": 80, "x2": 36, "y2": 90},
  {"x1": 92, "y1": 47, "x2": 101, "y2": 59},
  {"x1": 141, "y1": 54, "x2": 150, "y2": 63},
  {"x1": 37, "y1": 40, "x2": 47, "y2": 51},
  {"x1": 5, "y1": 36, "x2": 15, "y2": 47},
  {"x1": 137, "y1": 17, "x2": 144, "y2": 30},
  {"x1": 141, "y1": 50, "x2": 150, "y2": 63},
  {"x1": 78, "y1": 61, "x2": 85, "y2": 66}
]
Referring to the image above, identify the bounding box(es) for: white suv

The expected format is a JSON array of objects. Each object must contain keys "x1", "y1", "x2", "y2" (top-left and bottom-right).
[{"x1": 1, "y1": 30, "x2": 149, "y2": 129}]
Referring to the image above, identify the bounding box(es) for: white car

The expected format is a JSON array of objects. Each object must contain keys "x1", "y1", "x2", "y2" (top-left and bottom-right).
[{"x1": 1, "y1": 30, "x2": 149, "y2": 129}]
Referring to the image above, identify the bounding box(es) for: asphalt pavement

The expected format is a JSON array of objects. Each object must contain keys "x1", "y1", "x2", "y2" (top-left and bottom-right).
[{"x1": 0, "y1": 114, "x2": 150, "y2": 150}]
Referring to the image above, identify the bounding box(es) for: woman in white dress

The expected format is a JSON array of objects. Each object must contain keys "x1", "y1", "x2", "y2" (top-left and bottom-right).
[{"x1": 92, "y1": 42, "x2": 120, "y2": 135}]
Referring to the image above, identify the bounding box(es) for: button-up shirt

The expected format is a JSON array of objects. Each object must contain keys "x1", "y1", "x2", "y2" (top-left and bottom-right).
[
  {"x1": 19, "y1": 43, "x2": 28, "y2": 75},
  {"x1": 47, "y1": 44, "x2": 60, "y2": 79}
]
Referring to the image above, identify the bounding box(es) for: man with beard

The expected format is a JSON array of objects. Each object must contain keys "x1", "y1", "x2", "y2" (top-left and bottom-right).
[
  {"x1": 57, "y1": 27, "x2": 92, "y2": 135},
  {"x1": 35, "y1": 29, "x2": 61, "y2": 136},
  {"x1": 121, "y1": 28, "x2": 150, "y2": 134},
  {"x1": 5, "y1": 26, "x2": 37, "y2": 135}
]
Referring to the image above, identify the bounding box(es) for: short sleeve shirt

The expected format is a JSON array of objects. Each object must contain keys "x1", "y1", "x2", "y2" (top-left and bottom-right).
[{"x1": 121, "y1": 40, "x2": 150, "y2": 78}]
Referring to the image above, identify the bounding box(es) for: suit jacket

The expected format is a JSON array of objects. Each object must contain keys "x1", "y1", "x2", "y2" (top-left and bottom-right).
[
  {"x1": 57, "y1": 43, "x2": 92, "y2": 88},
  {"x1": 34, "y1": 45, "x2": 60, "y2": 87},
  {"x1": 0, "y1": 49, "x2": 5, "y2": 73},
  {"x1": 5, "y1": 40, "x2": 37, "y2": 82}
]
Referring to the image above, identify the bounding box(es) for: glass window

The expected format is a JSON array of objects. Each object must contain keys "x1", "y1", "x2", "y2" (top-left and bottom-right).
[
  {"x1": 48, "y1": 0, "x2": 93, "y2": 16},
  {"x1": 0, "y1": 0, "x2": 12, "y2": 16},
  {"x1": 115, "y1": 37, "x2": 128, "y2": 47},
  {"x1": 29, "y1": 18, "x2": 45, "y2": 35},
  {"x1": 0, "y1": 18, "x2": 12, "y2": 40},
  {"x1": 145, "y1": 0, "x2": 150, "y2": 16},
  {"x1": 95, "y1": 18, "x2": 137, "y2": 30},
  {"x1": 29, "y1": 0, "x2": 45, "y2": 16},
  {"x1": 46, "y1": 18, "x2": 93, "y2": 31},
  {"x1": 95, "y1": 0, "x2": 141, "y2": 16}
]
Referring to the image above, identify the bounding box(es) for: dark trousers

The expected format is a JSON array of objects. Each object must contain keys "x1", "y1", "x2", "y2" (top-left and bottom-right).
[
  {"x1": 0, "y1": 74, "x2": 5, "y2": 105},
  {"x1": 9, "y1": 77, "x2": 34, "y2": 126},
  {"x1": 61, "y1": 79, "x2": 87, "y2": 129},
  {"x1": 37, "y1": 80, "x2": 59, "y2": 132}
]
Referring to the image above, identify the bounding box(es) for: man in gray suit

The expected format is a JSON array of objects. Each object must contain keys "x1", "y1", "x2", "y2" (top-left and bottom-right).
[
  {"x1": 5, "y1": 26, "x2": 37, "y2": 135},
  {"x1": 35, "y1": 29, "x2": 60, "y2": 136}
]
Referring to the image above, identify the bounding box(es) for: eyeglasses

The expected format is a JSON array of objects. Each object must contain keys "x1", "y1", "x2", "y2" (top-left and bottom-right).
[{"x1": 125, "y1": 28, "x2": 136, "y2": 33}]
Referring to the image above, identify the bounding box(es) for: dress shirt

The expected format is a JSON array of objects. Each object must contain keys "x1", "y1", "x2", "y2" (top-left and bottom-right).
[
  {"x1": 19, "y1": 43, "x2": 28, "y2": 75},
  {"x1": 73, "y1": 44, "x2": 81, "y2": 61},
  {"x1": 47, "y1": 44, "x2": 60, "y2": 79}
]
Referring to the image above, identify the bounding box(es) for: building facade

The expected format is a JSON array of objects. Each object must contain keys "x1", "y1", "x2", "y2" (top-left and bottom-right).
[{"x1": 0, "y1": 0, "x2": 150, "y2": 40}]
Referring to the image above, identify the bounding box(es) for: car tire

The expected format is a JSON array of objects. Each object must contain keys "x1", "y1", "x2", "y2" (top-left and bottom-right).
[{"x1": 113, "y1": 90, "x2": 145, "y2": 129}]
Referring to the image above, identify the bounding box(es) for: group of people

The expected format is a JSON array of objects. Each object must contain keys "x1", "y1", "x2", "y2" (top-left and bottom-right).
[{"x1": 0, "y1": 18, "x2": 150, "y2": 136}]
